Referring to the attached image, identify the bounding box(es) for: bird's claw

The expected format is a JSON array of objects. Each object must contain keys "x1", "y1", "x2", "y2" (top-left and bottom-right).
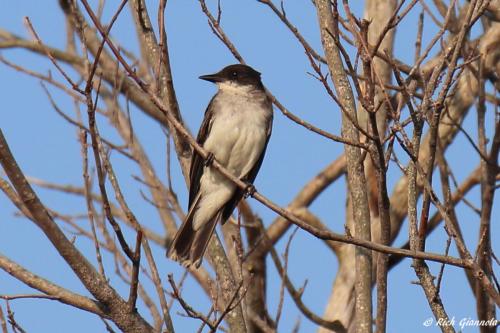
[
  {"x1": 204, "y1": 152, "x2": 215, "y2": 167},
  {"x1": 244, "y1": 184, "x2": 256, "y2": 198}
]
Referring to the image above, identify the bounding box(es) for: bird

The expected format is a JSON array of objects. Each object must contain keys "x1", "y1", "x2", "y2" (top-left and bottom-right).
[{"x1": 167, "y1": 64, "x2": 273, "y2": 268}]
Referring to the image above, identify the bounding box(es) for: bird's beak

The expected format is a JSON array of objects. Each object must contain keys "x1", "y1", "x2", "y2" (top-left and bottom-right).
[{"x1": 199, "y1": 73, "x2": 224, "y2": 83}]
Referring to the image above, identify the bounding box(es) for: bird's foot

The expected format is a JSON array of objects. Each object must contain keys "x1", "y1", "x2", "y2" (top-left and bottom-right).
[
  {"x1": 204, "y1": 152, "x2": 215, "y2": 167},
  {"x1": 244, "y1": 183, "x2": 256, "y2": 198}
]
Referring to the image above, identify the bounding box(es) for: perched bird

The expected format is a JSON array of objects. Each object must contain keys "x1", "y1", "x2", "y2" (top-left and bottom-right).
[{"x1": 167, "y1": 64, "x2": 273, "y2": 268}]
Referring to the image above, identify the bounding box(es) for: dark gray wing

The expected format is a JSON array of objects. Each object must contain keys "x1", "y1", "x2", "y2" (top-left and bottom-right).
[{"x1": 188, "y1": 95, "x2": 217, "y2": 206}]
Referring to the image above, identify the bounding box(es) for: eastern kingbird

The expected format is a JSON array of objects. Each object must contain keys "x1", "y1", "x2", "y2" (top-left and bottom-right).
[{"x1": 168, "y1": 64, "x2": 273, "y2": 268}]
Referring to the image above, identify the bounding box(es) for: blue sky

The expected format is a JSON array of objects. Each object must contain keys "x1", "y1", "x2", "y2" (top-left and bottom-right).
[{"x1": 0, "y1": 1, "x2": 498, "y2": 332}]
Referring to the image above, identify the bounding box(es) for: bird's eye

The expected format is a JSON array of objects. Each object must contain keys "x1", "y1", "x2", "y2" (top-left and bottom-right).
[{"x1": 232, "y1": 71, "x2": 238, "y2": 77}]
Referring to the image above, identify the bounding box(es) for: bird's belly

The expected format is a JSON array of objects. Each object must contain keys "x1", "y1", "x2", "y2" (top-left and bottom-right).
[
  {"x1": 203, "y1": 110, "x2": 267, "y2": 178},
  {"x1": 227, "y1": 125, "x2": 266, "y2": 175},
  {"x1": 193, "y1": 117, "x2": 266, "y2": 229}
]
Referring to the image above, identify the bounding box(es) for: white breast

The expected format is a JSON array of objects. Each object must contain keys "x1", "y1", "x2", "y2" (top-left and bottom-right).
[
  {"x1": 191, "y1": 83, "x2": 272, "y2": 230},
  {"x1": 203, "y1": 82, "x2": 271, "y2": 177}
]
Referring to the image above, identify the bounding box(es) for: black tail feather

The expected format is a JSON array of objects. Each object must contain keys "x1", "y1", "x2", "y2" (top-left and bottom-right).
[
  {"x1": 190, "y1": 213, "x2": 221, "y2": 267},
  {"x1": 167, "y1": 206, "x2": 221, "y2": 268}
]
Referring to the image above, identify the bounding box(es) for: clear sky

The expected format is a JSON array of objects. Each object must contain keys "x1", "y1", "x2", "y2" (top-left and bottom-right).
[{"x1": 0, "y1": 1, "x2": 498, "y2": 332}]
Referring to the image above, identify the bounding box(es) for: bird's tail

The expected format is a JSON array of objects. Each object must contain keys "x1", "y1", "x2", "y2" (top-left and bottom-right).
[{"x1": 167, "y1": 196, "x2": 220, "y2": 268}]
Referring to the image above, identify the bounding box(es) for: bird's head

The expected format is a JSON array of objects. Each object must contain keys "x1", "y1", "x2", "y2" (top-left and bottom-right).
[{"x1": 199, "y1": 64, "x2": 263, "y2": 91}]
